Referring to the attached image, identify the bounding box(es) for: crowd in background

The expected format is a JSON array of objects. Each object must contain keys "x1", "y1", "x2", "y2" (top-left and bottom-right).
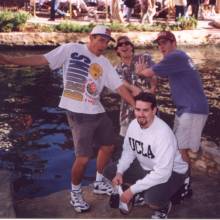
[{"x1": 0, "y1": 0, "x2": 219, "y2": 22}]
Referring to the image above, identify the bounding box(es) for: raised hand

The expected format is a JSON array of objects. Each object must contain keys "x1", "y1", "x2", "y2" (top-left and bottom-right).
[{"x1": 135, "y1": 55, "x2": 147, "y2": 76}]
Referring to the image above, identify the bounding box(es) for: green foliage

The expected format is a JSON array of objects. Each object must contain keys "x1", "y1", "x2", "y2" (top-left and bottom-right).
[
  {"x1": 151, "y1": 17, "x2": 197, "y2": 32},
  {"x1": 13, "y1": 11, "x2": 30, "y2": 28},
  {"x1": 54, "y1": 21, "x2": 129, "y2": 33},
  {"x1": 176, "y1": 16, "x2": 198, "y2": 30},
  {"x1": 108, "y1": 22, "x2": 128, "y2": 32},
  {"x1": 55, "y1": 22, "x2": 95, "y2": 33},
  {"x1": 0, "y1": 10, "x2": 197, "y2": 33},
  {"x1": 39, "y1": 24, "x2": 55, "y2": 32},
  {"x1": 0, "y1": 10, "x2": 31, "y2": 32},
  {"x1": 54, "y1": 19, "x2": 197, "y2": 34},
  {"x1": 27, "y1": 23, "x2": 55, "y2": 32}
]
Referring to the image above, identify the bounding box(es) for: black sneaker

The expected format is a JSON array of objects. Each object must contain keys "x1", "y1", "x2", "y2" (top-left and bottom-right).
[
  {"x1": 151, "y1": 202, "x2": 172, "y2": 219},
  {"x1": 133, "y1": 193, "x2": 146, "y2": 207},
  {"x1": 171, "y1": 175, "x2": 193, "y2": 204},
  {"x1": 181, "y1": 176, "x2": 193, "y2": 199}
]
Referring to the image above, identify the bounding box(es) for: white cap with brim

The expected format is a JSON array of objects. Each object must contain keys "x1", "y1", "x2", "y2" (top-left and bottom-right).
[{"x1": 90, "y1": 25, "x2": 115, "y2": 42}]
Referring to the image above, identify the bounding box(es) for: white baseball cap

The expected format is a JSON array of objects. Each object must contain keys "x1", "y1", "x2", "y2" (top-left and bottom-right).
[{"x1": 90, "y1": 25, "x2": 115, "y2": 42}]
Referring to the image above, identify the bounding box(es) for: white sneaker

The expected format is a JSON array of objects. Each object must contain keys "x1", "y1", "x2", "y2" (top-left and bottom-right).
[
  {"x1": 93, "y1": 179, "x2": 113, "y2": 196},
  {"x1": 151, "y1": 202, "x2": 172, "y2": 219},
  {"x1": 70, "y1": 189, "x2": 90, "y2": 213}
]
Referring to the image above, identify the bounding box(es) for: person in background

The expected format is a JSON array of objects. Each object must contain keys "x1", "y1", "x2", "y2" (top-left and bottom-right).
[
  {"x1": 0, "y1": 25, "x2": 135, "y2": 213},
  {"x1": 104, "y1": 92, "x2": 189, "y2": 218},
  {"x1": 49, "y1": 0, "x2": 68, "y2": 21},
  {"x1": 123, "y1": 0, "x2": 136, "y2": 22},
  {"x1": 135, "y1": 31, "x2": 209, "y2": 187},
  {"x1": 200, "y1": 0, "x2": 216, "y2": 18},
  {"x1": 110, "y1": 0, "x2": 125, "y2": 22},
  {"x1": 209, "y1": 0, "x2": 216, "y2": 16},
  {"x1": 187, "y1": 0, "x2": 200, "y2": 19},
  {"x1": 141, "y1": 0, "x2": 157, "y2": 24},
  {"x1": 37, "y1": 0, "x2": 46, "y2": 10},
  {"x1": 174, "y1": 0, "x2": 187, "y2": 20}
]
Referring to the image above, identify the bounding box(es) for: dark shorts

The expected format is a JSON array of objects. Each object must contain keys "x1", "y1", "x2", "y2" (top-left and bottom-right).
[
  {"x1": 66, "y1": 111, "x2": 115, "y2": 157},
  {"x1": 104, "y1": 160, "x2": 188, "y2": 207}
]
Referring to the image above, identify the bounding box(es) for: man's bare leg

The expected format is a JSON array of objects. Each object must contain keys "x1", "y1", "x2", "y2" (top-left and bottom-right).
[
  {"x1": 71, "y1": 156, "x2": 89, "y2": 185},
  {"x1": 93, "y1": 145, "x2": 114, "y2": 195},
  {"x1": 70, "y1": 156, "x2": 90, "y2": 212},
  {"x1": 96, "y1": 145, "x2": 114, "y2": 174}
]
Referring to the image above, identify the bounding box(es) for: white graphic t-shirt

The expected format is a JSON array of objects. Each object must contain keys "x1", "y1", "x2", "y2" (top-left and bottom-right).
[{"x1": 44, "y1": 43, "x2": 122, "y2": 114}]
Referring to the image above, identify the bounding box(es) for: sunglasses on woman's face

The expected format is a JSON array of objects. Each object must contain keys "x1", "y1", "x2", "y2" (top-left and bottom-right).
[{"x1": 117, "y1": 41, "x2": 131, "y2": 47}]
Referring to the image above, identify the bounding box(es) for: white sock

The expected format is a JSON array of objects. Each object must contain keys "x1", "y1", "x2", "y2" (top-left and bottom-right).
[
  {"x1": 96, "y1": 171, "x2": 104, "y2": 182},
  {"x1": 71, "y1": 183, "x2": 81, "y2": 191}
]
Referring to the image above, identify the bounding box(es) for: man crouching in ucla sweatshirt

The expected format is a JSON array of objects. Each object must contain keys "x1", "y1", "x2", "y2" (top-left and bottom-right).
[{"x1": 104, "y1": 92, "x2": 189, "y2": 219}]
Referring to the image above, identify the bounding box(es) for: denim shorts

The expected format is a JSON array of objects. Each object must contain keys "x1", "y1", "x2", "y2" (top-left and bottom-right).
[{"x1": 66, "y1": 111, "x2": 115, "y2": 157}]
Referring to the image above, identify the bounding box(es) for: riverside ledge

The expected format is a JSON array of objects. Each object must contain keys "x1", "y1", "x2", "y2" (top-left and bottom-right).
[
  {"x1": 0, "y1": 170, "x2": 16, "y2": 218},
  {"x1": 0, "y1": 20, "x2": 220, "y2": 47}
]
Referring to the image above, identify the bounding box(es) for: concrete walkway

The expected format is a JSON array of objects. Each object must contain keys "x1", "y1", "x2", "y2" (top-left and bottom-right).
[{"x1": 14, "y1": 168, "x2": 220, "y2": 218}]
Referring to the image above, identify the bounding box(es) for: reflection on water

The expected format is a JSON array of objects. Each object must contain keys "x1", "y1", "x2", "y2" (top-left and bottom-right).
[{"x1": 0, "y1": 46, "x2": 219, "y2": 199}]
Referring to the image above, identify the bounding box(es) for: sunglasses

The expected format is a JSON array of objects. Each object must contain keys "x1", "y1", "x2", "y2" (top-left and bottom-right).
[{"x1": 117, "y1": 41, "x2": 131, "y2": 47}]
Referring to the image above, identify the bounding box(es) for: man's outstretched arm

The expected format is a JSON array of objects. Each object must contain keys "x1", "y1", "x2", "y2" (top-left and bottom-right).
[
  {"x1": 116, "y1": 84, "x2": 135, "y2": 107},
  {"x1": 0, "y1": 54, "x2": 48, "y2": 66}
]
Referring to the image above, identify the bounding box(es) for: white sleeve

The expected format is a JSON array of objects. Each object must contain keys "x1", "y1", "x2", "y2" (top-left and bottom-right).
[
  {"x1": 130, "y1": 132, "x2": 177, "y2": 194},
  {"x1": 104, "y1": 60, "x2": 123, "y2": 91},
  {"x1": 117, "y1": 127, "x2": 136, "y2": 174},
  {"x1": 44, "y1": 43, "x2": 72, "y2": 70}
]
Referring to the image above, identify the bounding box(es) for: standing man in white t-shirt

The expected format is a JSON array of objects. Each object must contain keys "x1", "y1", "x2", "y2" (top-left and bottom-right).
[{"x1": 0, "y1": 25, "x2": 135, "y2": 213}]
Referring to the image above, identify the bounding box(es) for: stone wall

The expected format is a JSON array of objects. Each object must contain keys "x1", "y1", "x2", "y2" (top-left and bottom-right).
[{"x1": 0, "y1": 29, "x2": 220, "y2": 47}]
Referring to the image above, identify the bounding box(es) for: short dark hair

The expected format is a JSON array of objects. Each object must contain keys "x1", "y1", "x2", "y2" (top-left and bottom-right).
[{"x1": 134, "y1": 92, "x2": 157, "y2": 109}]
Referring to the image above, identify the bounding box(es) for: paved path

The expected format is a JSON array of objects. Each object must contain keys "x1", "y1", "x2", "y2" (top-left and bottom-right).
[{"x1": 14, "y1": 168, "x2": 220, "y2": 218}]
